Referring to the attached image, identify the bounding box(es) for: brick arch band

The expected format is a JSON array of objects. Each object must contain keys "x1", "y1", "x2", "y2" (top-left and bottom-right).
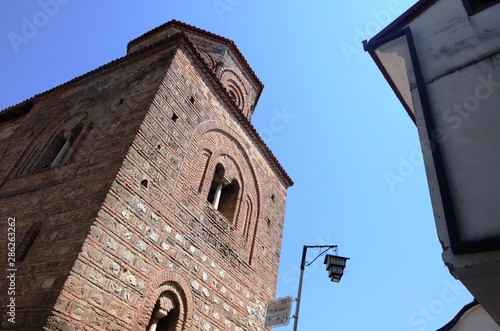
[
  {"x1": 219, "y1": 68, "x2": 248, "y2": 113},
  {"x1": 176, "y1": 120, "x2": 262, "y2": 209},
  {"x1": 176, "y1": 120, "x2": 263, "y2": 264}
]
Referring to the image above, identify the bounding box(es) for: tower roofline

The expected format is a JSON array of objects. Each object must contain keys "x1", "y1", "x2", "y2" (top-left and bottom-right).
[
  {"x1": 0, "y1": 26, "x2": 293, "y2": 188},
  {"x1": 127, "y1": 20, "x2": 264, "y2": 98},
  {"x1": 169, "y1": 32, "x2": 293, "y2": 188},
  {"x1": 127, "y1": 20, "x2": 292, "y2": 188}
]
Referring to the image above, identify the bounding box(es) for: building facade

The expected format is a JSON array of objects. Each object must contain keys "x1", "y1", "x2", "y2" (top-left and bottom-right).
[
  {"x1": 437, "y1": 301, "x2": 500, "y2": 331},
  {"x1": 364, "y1": 0, "x2": 500, "y2": 325},
  {"x1": 0, "y1": 20, "x2": 293, "y2": 330}
]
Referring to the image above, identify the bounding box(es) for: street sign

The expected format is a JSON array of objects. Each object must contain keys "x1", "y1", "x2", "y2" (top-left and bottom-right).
[{"x1": 264, "y1": 296, "x2": 293, "y2": 328}]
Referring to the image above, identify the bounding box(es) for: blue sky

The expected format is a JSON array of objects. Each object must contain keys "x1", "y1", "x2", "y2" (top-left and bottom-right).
[{"x1": 0, "y1": 1, "x2": 474, "y2": 330}]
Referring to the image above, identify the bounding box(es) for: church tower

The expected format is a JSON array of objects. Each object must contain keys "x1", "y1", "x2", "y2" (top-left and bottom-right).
[{"x1": 0, "y1": 20, "x2": 292, "y2": 330}]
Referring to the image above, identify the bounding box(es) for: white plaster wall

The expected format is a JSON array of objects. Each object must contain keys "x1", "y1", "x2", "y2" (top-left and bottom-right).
[
  {"x1": 406, "y1": 0, "x2": 500, "y2": 323},
  {"x1": 446, "y1": 304, "x2": 500, "y2": 331},
  {"x1": 371, "y1": 0, "x2": 500, "y2": 323},
  {"x1": 407, "y1": 0, "x2": 500, "y2": 84},
  {"x1": 377, "y1": 0, "x2": 500, "y2": 248},
  {"x1": 426, "y1": 56, "x2": 500, "y2": 242}
]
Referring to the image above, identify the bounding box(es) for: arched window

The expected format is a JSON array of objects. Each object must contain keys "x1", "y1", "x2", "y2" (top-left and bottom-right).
[
  {"x1": 34, "y1": 130, "x2": 66, "y2": 170},
  {"x1": 207, "y1": 163, "x2": 240, "y2": 222},
  {"x1": 34, "y1": 123, "x2": 83, "y2": 170},
  {"x1": 145, "y1": 280, "x2": 189, "y2": 331},
  {"x1": 147, "y1": 291, "x2": 180, "y2": 331},
  {"x1": 207, "y1": 164, "x2": 225, "y2": 205}
]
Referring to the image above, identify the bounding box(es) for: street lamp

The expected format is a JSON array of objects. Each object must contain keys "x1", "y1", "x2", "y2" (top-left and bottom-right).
[
  {"x1": 292, "y1": 245, "x2": 349, "y2": 331},
  {"x1": 324, "y1": 254, "x2": 349, "y2": 283}
]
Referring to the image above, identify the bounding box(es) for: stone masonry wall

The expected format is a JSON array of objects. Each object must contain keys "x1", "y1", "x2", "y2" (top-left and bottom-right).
[
  {"x1": 0, "y1": 43, "x2": 177, "y2": 330},
  {"x1": 52, "y1": 44, "x2": 288, "y2": 331}
]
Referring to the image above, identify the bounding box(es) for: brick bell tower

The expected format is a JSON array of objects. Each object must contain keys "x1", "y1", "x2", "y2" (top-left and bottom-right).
[{"x1": 0, "y1": 20, "x2": 293, "y2": 330}]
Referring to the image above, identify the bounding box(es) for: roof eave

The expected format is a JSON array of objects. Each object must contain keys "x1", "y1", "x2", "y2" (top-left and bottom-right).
[
  {"x1": 363, "y1": 35, "x2": 416, "y2": 124},
  {"x1": 369, "y1": 0, "x2": 438, "y2": 42},
  {"x1": 127, "y1": 20, "x2": 264, "y2": 93}
]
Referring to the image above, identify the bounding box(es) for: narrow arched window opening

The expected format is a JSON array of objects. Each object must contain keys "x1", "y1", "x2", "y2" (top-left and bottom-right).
[
  {"x1": 147, "y1": 292, "x2": 180, "y2": 331},
  {"x1": 35, "y1": 123, "x2": 83, "y2": 170},
  {"x1": 207, "y1": 164, "x2": 239, "y2": 222},
  {"x1": 35, "y1": 131, "x2": 66, "y2": 170},
  {"x1": 218, "y1": 179, "x2": 239, "y2": 222},
  {"x1": 207, "y1": 163, "x2": 226, "y2": 206}
]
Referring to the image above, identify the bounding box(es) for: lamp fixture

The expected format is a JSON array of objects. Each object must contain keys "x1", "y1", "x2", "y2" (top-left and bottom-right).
[{"x1": 324, "y1": 254, "x2": 349, "y2": 283}]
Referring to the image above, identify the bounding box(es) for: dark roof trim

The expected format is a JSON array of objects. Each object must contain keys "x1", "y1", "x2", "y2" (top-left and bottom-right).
[
  {"x1": 403, "y1": 27, "x2": 463, "y2": 255},
  {"x1": 0, "y1": 100, "x2": 36, "y2": 121},
  {"x1": 362, "y1": 0, "x2": 440, "y2": 124},
  {"x1": 462, "y1": 0, "x2": 500, "y2": 15},
  {"x1": 368, "y1": 0, "x2": 438, "y2": 43},
  {"x1": 436, "y1": 300, "x2": 479, "y2": 331},
  {"x1": 366, "y1": 26, "x2": 460, "y2": 248},
  {"x1": 367, "y1": 27, "x2": 462, "y2": 254}
]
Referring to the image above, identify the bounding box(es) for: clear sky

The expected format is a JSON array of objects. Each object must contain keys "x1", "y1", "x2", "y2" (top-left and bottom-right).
[{"x1": 0, "y1": 1, "x2": 474, "y2": 330}]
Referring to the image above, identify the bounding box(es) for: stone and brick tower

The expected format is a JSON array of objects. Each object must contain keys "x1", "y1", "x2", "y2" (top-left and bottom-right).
[{"x1": 0, "y1": 20, "x2": 293, "y2": 330}]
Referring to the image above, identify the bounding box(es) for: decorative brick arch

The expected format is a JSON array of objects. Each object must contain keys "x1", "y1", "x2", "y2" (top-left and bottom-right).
[
  {"x1": 179, "y1": 121, "x2": 262, "y2": 205},
  {"x1": 184, "y1": 129, "x2": 258, "y2": 227},
  {"x1": 199, "y1": 52, "x2": 216, "y2": 73},
  {"x1": 134, "y1": 272, "x2": 194, "y2": 331},
  {"x1": 204, "y1": 146, "x2": 244, "y2": 193},
  {"x1": 219, "y1": 68, "x2": 248, "y2": 112},
  {"x1": 178, "y1": 120, "x2": 264, "y2": 263}
]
